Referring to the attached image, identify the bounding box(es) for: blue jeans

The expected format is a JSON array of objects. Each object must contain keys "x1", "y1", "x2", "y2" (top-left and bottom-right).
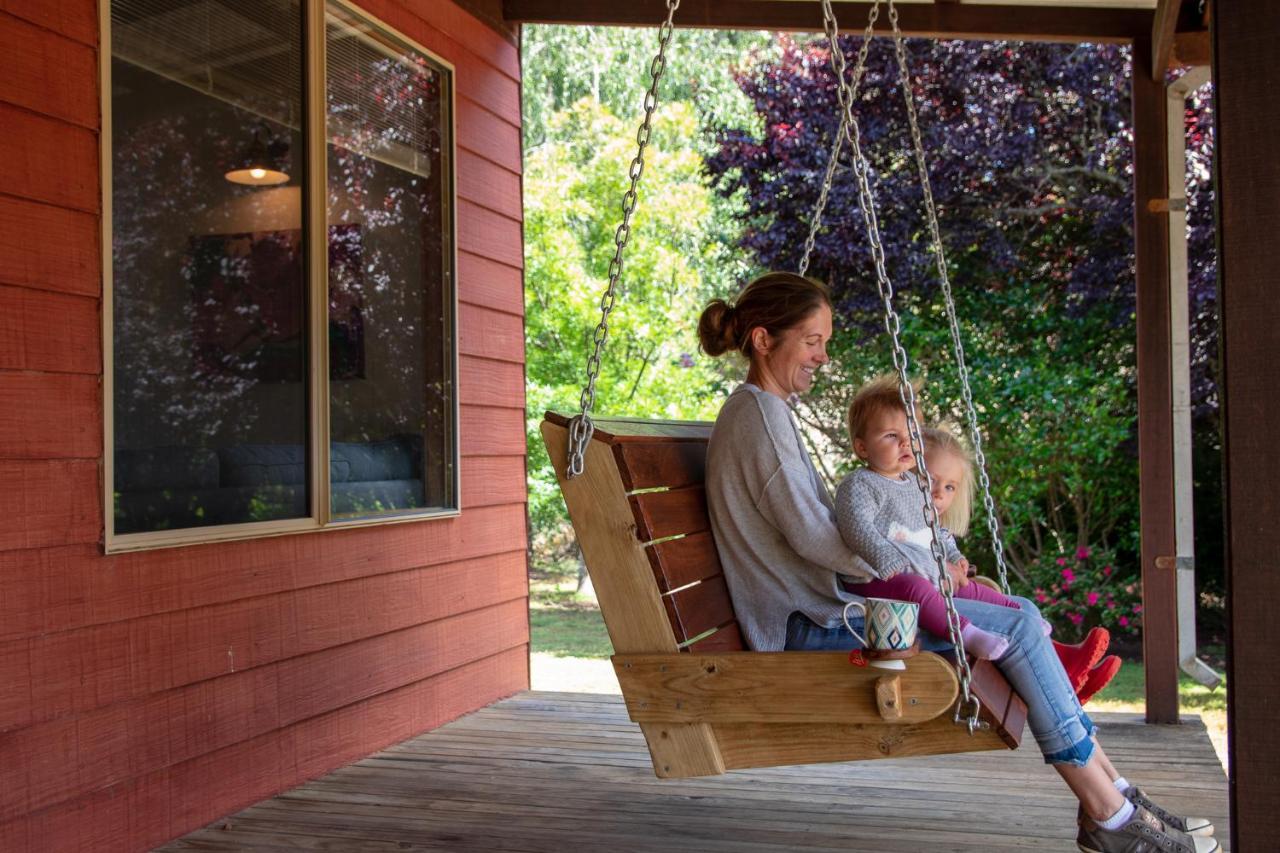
[{"x1": 784, "y1": 595, "x2": 1096, "y2": 766}]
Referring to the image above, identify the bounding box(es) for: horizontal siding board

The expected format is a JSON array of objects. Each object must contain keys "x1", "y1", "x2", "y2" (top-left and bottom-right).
[
  {"x1": 459, "y1": 302, "x2": 524, "y2": 364},
  {"x1": 0, "y1": 198, "x2": 100, "y2": 298},
  {"x1": 416, "y1": 0, "x2": 520, "y2": 80},
  {"x1": 0, "y1": 503, "x2": 527, "y2": 643},
  {"x1": 0, "y1": 0, "x2": 95, "y2": 47},
  {"x1": 0, "y1": 103, "x2": 98, "y2": 213},
  {"x1": 0, "y1": 372, "x2": 100, "y2": 459},
  {"x1": 458, "y1": 198, "x2": 523, "y2": 270},
  {"x1": 457, "y1": 147, "x2": 522, "y2": 221},
  {"x1": 0, "y1": 603, "x2": 527, "y2": 823},
  {"x1": 0, "y1": 460, "x2": 98, "y2": 552},
  {"x1": 458, "y1": 249, "x2": 523, "y2": 316},
  {"x1": 457, "y1": 94, "x2": 522, "y2": 174},
  {"x1": 0, "y1": 288, "x2": 100, "y2": 375},
  {"x1": 460, "y1": 455, "x2": 526, "y2": 508},
  {"x1": 460, "y1": 405, "x2": 526, "y2": 457},
  {"x1": 458, "y1": 354, "x2": 524, "y2": 409},
  {"x1": 0, "y1": 12, "x2": 97, "y2": 128}
]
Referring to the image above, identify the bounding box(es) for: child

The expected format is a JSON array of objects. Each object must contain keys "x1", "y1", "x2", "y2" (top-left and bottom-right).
[
  {"x1": 834, "y1": 375, "x2": 1025, "y2": 660},
  {"x1": 921, "y1": 422, "x2": 1120, "y2": 702}
]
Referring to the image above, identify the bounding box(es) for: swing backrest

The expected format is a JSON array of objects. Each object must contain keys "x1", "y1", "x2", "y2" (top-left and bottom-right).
[{"x1": 545, "y1": 411, "x2": 747, "y2": 653}]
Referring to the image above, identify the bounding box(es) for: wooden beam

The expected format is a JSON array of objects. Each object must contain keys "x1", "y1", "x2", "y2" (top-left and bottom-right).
[
  {"x1": 1152, "y1": 0, "x2": 1180, "y2": 78},
  {"x1": 454, "y1": 0, "x2": 519, "y2": 44},
  {"x1": 1214, "y1": 0, "x2": 1280, "y2": 844},
  {"x1": 1131, "y1": 36, "x2": 1180, "y2": 725},
  {"x1": 504, "y1": 0, "x2": 1150, "y2": 44},
  {"x1": 1170, "y1": 29, "x2": 1211, "y2": 69}
]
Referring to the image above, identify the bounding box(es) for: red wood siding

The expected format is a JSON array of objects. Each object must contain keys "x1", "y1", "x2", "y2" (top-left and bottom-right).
[{"x1": 0, "y1": 1, "x2": 528, "y2": 850}]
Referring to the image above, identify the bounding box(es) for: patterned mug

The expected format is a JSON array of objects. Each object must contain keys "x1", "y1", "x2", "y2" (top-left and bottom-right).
[{"x1": 842, "y1": 597, "x2": 920, "y2": 670}]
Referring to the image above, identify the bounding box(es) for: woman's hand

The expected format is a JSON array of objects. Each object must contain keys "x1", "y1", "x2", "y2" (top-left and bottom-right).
[{"x1": 946, "y1": 559, "x2": 971, "y2": 589}]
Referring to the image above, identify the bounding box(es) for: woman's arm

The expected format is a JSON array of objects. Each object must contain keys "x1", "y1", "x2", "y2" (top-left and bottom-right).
[{"x1": 754, "y1": 460, "x2": 878, "y2": 581}]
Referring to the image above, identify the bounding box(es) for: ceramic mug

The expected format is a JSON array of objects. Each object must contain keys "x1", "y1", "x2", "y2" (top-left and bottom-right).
[{"x1": 842, "y1": 597, "x2": 920, "y2": 670}]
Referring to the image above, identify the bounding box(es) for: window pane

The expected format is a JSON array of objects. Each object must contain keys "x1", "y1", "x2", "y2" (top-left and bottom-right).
[
  {"x1": 325, "y1": 5, "x2": 456, "y2": 518},
  {"x1": 110, "y1": 0, "x2": 309, "y2": 534}
]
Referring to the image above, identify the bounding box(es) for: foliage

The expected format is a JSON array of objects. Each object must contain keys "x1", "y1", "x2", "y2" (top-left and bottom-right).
[
  {"x1": 704, "y1": 36, "x2": 1217, "y2": 588},
  {"x1": 1026, "y1": 546, "x2": 1143, "y2": 641}
]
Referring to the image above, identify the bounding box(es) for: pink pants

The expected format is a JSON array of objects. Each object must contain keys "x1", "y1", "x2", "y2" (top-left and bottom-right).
[{"x1": 843, "y1": 573, "x2": 1020, "y2": 638}]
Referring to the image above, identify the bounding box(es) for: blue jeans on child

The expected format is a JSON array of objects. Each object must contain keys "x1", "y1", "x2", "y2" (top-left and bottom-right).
[{"x1": 784, "y1": 595, "x2": 1096, "y2": 766}]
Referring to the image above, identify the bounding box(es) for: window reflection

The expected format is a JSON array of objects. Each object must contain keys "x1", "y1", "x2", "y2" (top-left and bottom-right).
[{"x1": 325, "y1": 5, "x2": 456, "y2": 518}]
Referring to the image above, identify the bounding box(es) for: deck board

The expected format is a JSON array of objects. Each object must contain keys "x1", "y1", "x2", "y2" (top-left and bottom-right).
[{"x1": 160, "y1": 691, "x2": 1230, "y2": 852}]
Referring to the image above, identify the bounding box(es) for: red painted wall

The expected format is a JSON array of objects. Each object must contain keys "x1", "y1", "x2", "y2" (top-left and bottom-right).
[{"x1": 0, "y1": 1, "x2": 528, "y2": 849}]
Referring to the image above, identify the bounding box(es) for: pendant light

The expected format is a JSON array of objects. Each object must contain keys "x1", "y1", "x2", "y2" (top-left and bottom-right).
[{"x1": 225, "y1": 126, "x2": 290, "y2": 186}]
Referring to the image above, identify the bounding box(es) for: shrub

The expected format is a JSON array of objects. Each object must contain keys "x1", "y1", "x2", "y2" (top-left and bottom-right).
[{"x1": 1020, "y1": 546, "x2": 1143, "y2": 642}]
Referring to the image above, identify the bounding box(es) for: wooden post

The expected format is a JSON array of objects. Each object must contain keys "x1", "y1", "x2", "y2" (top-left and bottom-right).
[
  {"x1": 1132, "y1": 37, "x2": 1180, "y2": 724},
  {"x1": 1214, "y1": 0, "x2": 1280, "y2": 842}
]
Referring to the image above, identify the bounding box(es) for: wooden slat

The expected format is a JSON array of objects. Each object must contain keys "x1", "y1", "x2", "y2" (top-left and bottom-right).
[
  {"x1": 0, "y1": 12, "x2": 97, "y2": 128},
  {"x1": 458, "y1": 198, "x2": 523, "y2": 269},
  {"x1": 683, "y1": 622, "x2": 746, "y2": 653},
  {"x1": 0, "y1": 287, "x2": 99, "y2": 374},
  {"x1": 613, "y1": 439, "x2": 707, "y2": 491},
  {"x1": 460, "y1": 405, "x2": 526, "y2": 456},
  {"x1": 457, "y1": 147, "x2": 522, "y2": 222},
  {"x1": 459, "y1": 355, "x2": 525, "y2": 409},
  {"x1": 458, "y1": 302, "x2": 524, "y2": 364},
  {"x1": 501, "y1": 0, "x2": 1152, "y2": 44},
  {"x1": 0, "y1": 102, "x2": 98, "y2": 213},
  {"x1": 0, "y1": 371, "x2": 99, "y2": 459},
  {"x1": 0, "y1": 198, "x2": 99, "y2": 298},
  {"x1": 629, "y1": 486, "x2": 710, "y2": 541},
  {"x1": 460, "y1": 455, "x2": 527, "y2": 508},
  {"x1": 458, "y1": 249, "x2": 523, "y2": 316},
  {"x1": 967, "y1": 658, "x2": 1026, "y2": 750},
  {"x1": 645, "y1": 530, "x2": 723, "y2": 591},
  {"x1": 1151, "y1": 0, "x2": 1180, "y2": 78},
  {"x1": 0, "y1": 459, "x2": 98, "y2": 552},
  {"x1": 613, "y1": 651, "x2": 958, "y2": 726},
  {"x1": 457, "y1": 94, "x2": 522, "y2": 174},
  {"x1": 660, "y1": 574, "x2": 736, "y2": 644},
  {"x1": 544, "y1": 411, "x2": 714, "y2": 442},
  {"x1": 0, "y1": 0, "x2": 96, "y2": 47}
]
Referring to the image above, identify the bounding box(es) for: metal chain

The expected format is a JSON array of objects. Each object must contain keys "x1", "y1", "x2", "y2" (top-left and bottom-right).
[
  {"x1": 886, "y1": 1, "x2": 1011, "y2": 596},
  {"x1": 566, "y1": 0, "x2": 681, "y2": 479},
  {"x1": 819, "y1": 0, "x2": 982, "y2": 733},
  {"x1": 798, "y1": 0, "x2": 882, "y2": 277}
]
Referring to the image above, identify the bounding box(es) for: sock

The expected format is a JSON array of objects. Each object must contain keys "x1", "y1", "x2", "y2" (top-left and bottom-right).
[
  {"x1": 1098, "y1": 799, "x2": 1136, "y2": 830},
  {"x1": 1112, "y1": 776, "x2": 1131, "y2": 793},
  {"x1": 960, "y1": 623, "x2": 1010, "y2": 660}
]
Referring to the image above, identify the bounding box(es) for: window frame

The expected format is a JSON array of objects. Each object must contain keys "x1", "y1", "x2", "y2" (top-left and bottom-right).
[{"x1": 100, "y1": 0, "x2": 460, "y2": 553}]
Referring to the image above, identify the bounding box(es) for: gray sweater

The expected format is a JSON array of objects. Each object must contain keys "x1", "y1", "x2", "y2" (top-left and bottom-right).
[
  {"x1": 834, "y1": 467, "x2": 963, "y2": 582},
  {"x1": 705, "y1": 384, "x2": 876, "y2": 651}
]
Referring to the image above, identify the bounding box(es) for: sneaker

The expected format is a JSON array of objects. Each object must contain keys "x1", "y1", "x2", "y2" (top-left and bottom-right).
[
  {"x1": 1077, "y1": 655, "x2": 1122, "y2": 704},
  {"x1": 1077, "y1": 804, "x2": 1219, "y2": 853},
  {"x1": 1125, "y1": 786, "x2": 1215, "y2": 838}
]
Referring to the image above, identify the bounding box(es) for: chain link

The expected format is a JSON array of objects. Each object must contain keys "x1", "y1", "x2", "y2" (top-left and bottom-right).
[
  {"x1": 566, "y1": 0, "x2": 682, "y2": 478},
  {"x1": 819, "y1": 0, "x2": 981, "y2": 733},
  {"x1": 798, "y1": 0, "x2": 882, "y2": 277},
  {"x1": 886, "y1": 2, "x2": 1011, "y2": 596}
]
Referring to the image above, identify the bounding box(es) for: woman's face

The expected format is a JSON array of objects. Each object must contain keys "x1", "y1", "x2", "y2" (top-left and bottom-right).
[
  {"x1": 926, "y1": 449, "x2": 965, "y2": 515},
  {"x1": 748, "y1": 304, "x2": 833, "y2": 399}
]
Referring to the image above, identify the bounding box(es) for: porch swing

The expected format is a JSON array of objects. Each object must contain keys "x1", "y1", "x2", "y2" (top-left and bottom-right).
[{"x1": 540, "y1": 0, "x2": 1028, "y2": 778}]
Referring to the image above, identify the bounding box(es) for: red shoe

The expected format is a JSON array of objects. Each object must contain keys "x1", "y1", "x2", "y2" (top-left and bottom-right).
[
  {"x1": 1052, "y1": 626, "x2": 1110, "y2": 692},
  {"x1": 1077, "y1": 654, "x2": 1122, "y2": 704}
]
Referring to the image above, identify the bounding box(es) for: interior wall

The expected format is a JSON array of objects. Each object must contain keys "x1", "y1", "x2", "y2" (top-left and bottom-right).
[{"x1": 0, "y1": 0, "x2": 529, "y2": 850}]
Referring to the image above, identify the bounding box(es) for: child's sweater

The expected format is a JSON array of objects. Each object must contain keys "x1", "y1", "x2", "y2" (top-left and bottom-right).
[{"x1": 834, "y1": 467, "x2": 963, "y2": 581}]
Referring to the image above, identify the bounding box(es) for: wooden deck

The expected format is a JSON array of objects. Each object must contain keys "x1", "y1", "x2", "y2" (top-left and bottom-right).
[{"x1": 160, "y1": 691, "x2": 1230, "y2": 852}]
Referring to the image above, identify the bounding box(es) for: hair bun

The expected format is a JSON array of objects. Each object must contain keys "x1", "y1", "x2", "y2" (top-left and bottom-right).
[{"x1": 697, "y1": 298, "x2": 738, "y2": 357}]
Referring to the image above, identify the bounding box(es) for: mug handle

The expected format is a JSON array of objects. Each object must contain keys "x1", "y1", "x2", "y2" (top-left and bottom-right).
[{"x1": 842, "y1": 600, "x2": 869, "y2": 647}]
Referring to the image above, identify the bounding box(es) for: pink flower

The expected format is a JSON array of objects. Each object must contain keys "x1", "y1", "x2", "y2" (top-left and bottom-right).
[
  {"x1": 1076, "y1": 546, "x2": 1091, "y2": 560},
  {"x1": 1106, "y1": 601, "x2": 1117, "y2": 610},
  {"x1": 1036, "y1": 592, "x2": 1049, "y2": 603},
  {"x1": 1068, "y1": 612, "x2": 1084, "y2": 625},
  {"x1": 1086, "y1": 591, "x2": 1100, "y2": 606},
  {"x1": 1119, "y1": 616, "x2": 1129, "y2": 627},
  {"x1": 1061, "y1": 568, "x2": 1075, "y2": 583},
  {"x1": 1102, "y1": 566, "x2": 1112, "y2": 577},
  {"x1": 1056, "y1": 557, "x2": 1068, "y2": 566},
  {"x1": 1132, "y1": 604, "x2": 1143, "y2": 613}
]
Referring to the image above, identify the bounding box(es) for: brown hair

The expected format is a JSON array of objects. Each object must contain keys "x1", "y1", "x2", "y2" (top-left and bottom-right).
[
  {"x1": 697, "y1": 271, "x2": 832, "y2": 360},
  {"x1": 922, "y1": 422, "x2": 976, "y2": 536},
  {"x1": 847, "y1": 372, "x2": 923, "y2": 452}
]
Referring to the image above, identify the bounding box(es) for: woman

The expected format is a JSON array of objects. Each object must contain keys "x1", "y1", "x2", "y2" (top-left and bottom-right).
[{"x1": 697, "y1": 271, "x2": 1216, "y2": 853}]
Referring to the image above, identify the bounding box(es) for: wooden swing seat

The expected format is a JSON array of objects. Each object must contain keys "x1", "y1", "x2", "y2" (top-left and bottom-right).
[{"x1": 541, "y1": 412, "x2": 1027, "y2": 779}]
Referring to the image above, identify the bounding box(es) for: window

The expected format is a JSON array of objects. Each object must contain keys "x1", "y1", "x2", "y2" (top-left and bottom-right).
[{"x1": 105, "y1": 0, "x2": 457, "y2": 550}]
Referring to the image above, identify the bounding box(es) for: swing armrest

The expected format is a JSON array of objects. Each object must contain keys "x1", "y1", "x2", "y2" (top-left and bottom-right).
[{"x1": 612, "y1": 650, "x2": 958, "y2": 725}]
